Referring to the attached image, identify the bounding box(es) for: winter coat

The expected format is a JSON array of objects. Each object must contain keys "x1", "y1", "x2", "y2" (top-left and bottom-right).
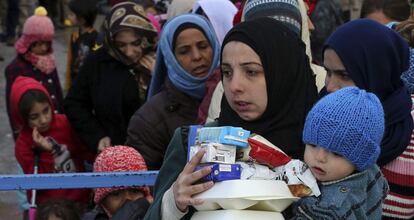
[
  {"x1": 292, "y1": 165, "x2": 389, "y2": 219},
  {"x1": 64, "y1": 47, "x2": 144, "y2": 153},
  {"x1": 126, "y1": 79, "x2": 200, "y2": 170},
  {"x1": 5, "y1": 54, "x2": 64, "y2": 139},
  {"x1": 10, "y1": 76, "x2": 91, "y2": 205}
]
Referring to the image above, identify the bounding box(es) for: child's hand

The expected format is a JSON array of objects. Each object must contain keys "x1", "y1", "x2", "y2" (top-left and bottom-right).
[
  {"x1": 97, "y1": 136, "x2": 111, "y2": 153},
  {"x1": 32, "y1": 127, "x2": 52, "y2": 151}
]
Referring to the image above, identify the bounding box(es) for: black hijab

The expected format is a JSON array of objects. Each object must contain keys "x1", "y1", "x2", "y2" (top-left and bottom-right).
[
  {"x1": 218, "y1": 17, "x2": 318, "y2": 160},
  {"x1": 325, "y1": 19, "x2": 413, "y2": 166}
]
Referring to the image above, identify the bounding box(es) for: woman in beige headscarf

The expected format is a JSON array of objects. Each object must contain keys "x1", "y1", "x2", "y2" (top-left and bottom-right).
[{"x1": 64, "y1": 2, "x2": 158, "y2": 153}]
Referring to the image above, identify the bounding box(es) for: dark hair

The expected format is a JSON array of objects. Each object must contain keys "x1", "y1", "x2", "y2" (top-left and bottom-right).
[
  {"x1": 396, "y1": 19, "x2": 414, "y2": 47},
  {"x1": 69, "y1": 0, "x2": 98, "y2": 27},
  {"x1": 361, "y1": 0, "x2": 410, "y2": 21},
  {"x1": 35, "y1": 199, "x2": 81, "y2": 220},
  {"x1": 18, "y1": 90, "x2": 49, "y2": 126}
]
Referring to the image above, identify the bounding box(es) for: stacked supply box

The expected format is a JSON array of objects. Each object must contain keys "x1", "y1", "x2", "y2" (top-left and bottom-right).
[{"x1": 188, "y1": 126, "x2": 250, "y2": 182}]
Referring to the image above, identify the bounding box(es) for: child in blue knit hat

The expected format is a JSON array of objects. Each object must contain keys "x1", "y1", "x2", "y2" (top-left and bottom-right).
[{"x1": 293, "y1": 87, "x2": 389, "y2": 219}]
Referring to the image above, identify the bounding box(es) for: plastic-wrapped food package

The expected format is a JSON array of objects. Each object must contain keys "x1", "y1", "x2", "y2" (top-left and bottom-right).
[
  {"x1": 283, "y1": 160, "x2": 321, "y2": 197},
  {"x1": 237, "y1": 161, "x2": 280, "y2": 180},
  {"x1": 240, "y1": 134, "x2": 291, "y2": 168}
]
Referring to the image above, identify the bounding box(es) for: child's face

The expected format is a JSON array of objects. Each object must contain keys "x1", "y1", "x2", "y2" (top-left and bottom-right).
[
  {"x1": 304, "y1": 144, "x2": 355, "y2": 182},
  {"x1": 28, "y1": 102, "x2": 52, "y2": 133},
  {"x1": 68, "y1": 11, "x2": 79, "y2": 26},
  {"x1": 145, "y1": 7, "x2": 157, "y2": 15},
  {"x1": 101, "y1": 189, "x2": 144, "y2": 215},
  {"x1": 30, "y1": 41, "x2": 51, "y2": 55}
]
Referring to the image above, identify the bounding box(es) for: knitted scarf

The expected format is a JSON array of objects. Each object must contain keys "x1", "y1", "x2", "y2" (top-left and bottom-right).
[{"x1": 24, "y1": 51, "x2": 56, "y2": 74}]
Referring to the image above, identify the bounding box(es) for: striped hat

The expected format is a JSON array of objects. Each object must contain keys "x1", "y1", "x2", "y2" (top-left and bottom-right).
[{"x1": 242, "y1": 0, "x2": 302, "y2": 36}]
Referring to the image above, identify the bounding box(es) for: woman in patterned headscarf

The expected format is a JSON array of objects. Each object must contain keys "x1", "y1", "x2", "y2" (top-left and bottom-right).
[{"x1": 64, "y1": 2, "x2": 158, "y2": 154}]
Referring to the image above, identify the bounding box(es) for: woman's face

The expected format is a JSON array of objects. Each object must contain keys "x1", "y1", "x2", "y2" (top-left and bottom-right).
[
  {"x1": 324, "y1": 48, "x2": 356, "y2": 93},
  {"x1": 222, "y1": 41, "x2": 267, "y2": 121},
  {"x1": 174, "y1": 28, "x2": 213, "y2": 78},
  {"x1": 114, "y1": 29, "x2": 143, "y2": 63},
  {"x1": 30, "y1": 41, "x2": 51, "y2": 55}
]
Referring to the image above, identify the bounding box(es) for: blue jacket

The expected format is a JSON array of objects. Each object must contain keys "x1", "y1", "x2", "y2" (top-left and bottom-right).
[{"x1": 292, "y1": 165, "x2": 389, "y2": 219}]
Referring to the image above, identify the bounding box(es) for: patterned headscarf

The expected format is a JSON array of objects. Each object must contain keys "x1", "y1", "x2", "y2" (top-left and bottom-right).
[{"x1": 103, "y1": 2, "x2": 158, "y2": 66}]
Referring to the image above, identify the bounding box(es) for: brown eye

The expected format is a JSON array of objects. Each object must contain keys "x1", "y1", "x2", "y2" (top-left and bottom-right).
[
  {"x1": 177, "y1": 48, "x2": 189, "y2": 55},
  {"x1": 198, "y1": 41, "x2": 209, "y2": 49},
  {"x1": 222, "y1": 70, "x2": 232, "y2": 78},
  {"x1": 29, "y1": 115, "x2": 39, "y2": 121},
  {"x1": 114, "y1": 42, "x2": 126, "y2": 48},
  {"x1": 42, "y1": 105, "x2": 50, "y2": 114},
  {"x1": 131, "y1": 39, "x2": 142, "y2": 47}
]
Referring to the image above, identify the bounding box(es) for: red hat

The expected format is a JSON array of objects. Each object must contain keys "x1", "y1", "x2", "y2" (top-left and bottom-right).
[
  {"x1": 93, "y1": 146, "x2": 152, "y2": 204},
  {"x1": 10, "y1": 76, "x2": 53, "y2": 130},
  {"x1": 15, "y1": 6, "x2": 54, "y2": 54}
]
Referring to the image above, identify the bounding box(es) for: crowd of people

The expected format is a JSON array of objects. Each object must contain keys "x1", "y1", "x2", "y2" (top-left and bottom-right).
[{"x1": 1, "y1": 0, "x2": 414, "y2": 220}]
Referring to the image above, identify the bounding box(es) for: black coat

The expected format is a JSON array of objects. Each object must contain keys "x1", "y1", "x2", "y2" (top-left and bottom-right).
[
  {"x1": 64, "y1": 48, "x2": 143, "y2": 153},
  {"x1": 126, "y1": 79, "x2": 200, "y2": 170},
  {"x1": 82, "y1": 198, "x2": 150, "y2": 220}
]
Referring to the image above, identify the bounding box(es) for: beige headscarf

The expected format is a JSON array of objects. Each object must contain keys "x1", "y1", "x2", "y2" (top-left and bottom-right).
[
  {"x1": 167, "y1": 0, "x2": 197, "y2": 19},
  {"x1": 103, "y1": 2, "x2": 157, "y2": 66},
  {"x1": 298, "y1": 0, "x2": 326, "y2": 92}
]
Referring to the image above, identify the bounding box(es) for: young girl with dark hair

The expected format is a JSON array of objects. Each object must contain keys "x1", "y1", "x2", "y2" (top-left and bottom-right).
[
  {"x1": 5, "y1": 7, "x2": 64, "y2": 140},
  {"x1": 10, "y1": 76, "x2": 92, "y2": 207}
]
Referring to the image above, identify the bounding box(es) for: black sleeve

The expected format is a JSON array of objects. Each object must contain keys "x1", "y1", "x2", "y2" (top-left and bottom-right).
[
  {"x1": 64, "y1": 54, "x2": 106, "y2": 153},
  {"x1": 111, "y1": 198, "x2": 151, "y2": 220}
]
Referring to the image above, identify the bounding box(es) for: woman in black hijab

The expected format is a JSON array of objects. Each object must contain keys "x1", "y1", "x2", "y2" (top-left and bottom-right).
[{"x1": 144, "y1": 17, "x2": 318, "y2": 219}]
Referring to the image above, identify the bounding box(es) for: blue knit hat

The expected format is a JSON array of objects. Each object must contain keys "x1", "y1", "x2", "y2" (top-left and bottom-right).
[
  {"x1": 242, "y1": 0, "x2": 302, "y2": 36},
  {"x1": 303, "y1": 87, "x2": 385, "y2": 171}
]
